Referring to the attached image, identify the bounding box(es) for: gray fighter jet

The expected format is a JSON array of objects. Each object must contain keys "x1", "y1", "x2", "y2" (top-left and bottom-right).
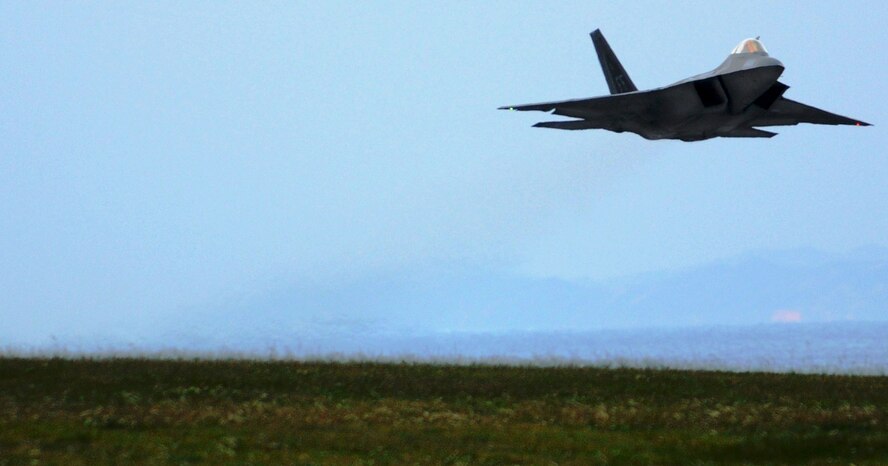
[{"x1": 500, "y1": 30, "x2": 870, "y2": 141}]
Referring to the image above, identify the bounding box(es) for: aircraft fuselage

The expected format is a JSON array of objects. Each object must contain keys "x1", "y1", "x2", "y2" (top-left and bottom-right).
[{"x1": 502, "y1": 31, "x2": 869, "y2": 141}]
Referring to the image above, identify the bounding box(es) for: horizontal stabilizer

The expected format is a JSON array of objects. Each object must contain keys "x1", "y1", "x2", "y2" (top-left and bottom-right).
[
  {"x1": 533, "y1": 120, "x2": 601, "y2": 130},
  {"x1": 590, "y1": 29, "x2": 637, "y2": 95},
  {"x1": 719, "y1": 127, "x2": 777, "y2": 138}
]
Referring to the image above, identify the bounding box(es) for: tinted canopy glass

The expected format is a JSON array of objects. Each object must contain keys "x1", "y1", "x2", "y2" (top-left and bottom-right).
[{"x1": 731, "y1": 38, "x2": 768, "y2": 54}]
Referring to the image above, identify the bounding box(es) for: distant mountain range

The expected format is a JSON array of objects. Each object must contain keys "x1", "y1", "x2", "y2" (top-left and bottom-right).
[
  {"x1": 8, "y1": 247, "x2": 884, "y2": 356},
  {"x1": 7, "y1": 247, "x2": 886, "y2": 373},
  {"x1": 174, "y1": 247, "x2": 888, "y2": 345}
]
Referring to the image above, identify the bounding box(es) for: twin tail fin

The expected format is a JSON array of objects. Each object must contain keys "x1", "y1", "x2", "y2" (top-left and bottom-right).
[{"x1": 590, "y1": 29, "x2": 637, "y2": 95}]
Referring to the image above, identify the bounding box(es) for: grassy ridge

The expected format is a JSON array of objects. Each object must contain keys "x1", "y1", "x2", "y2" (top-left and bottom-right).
[{"x1": 1, "y1": 358, "x2": 886, "y2": 464}]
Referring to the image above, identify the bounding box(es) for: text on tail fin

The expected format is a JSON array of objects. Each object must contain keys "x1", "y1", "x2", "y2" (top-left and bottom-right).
[{"x1": 590, "y1": 29, "x2": 637, "y2": 95}]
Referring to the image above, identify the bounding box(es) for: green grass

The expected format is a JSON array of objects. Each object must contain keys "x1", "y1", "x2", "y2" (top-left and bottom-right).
[{"x1": 1, "y1": 358, "x2": 886, "y2": 464}]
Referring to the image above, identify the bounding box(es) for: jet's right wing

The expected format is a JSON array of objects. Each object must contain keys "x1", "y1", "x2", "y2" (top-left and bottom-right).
[
  {"x1": 499, "y1": 87, "x2": 665, "y2": 131},
  {"x1": 750, "y1": 97, "x2": 871, "y2": 127},
  {"x1": 500, "y1": 91, "x2": 645, "y2": 114}
]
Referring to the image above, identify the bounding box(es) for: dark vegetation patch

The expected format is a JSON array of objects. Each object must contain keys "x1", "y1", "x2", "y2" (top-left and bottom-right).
[{"x1": 0, "y1": 358, "x2": 886, "y2": 464}]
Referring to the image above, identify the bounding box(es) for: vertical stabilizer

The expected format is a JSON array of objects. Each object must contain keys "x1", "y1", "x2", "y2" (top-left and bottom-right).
[{"x1": 590, "y1": 29, "x2": 637, "y2": 95}]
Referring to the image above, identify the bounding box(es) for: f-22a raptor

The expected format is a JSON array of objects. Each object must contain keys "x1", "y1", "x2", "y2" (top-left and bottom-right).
[{"x1": 501, "y1": 30, "x2": 870, "y2": 141}]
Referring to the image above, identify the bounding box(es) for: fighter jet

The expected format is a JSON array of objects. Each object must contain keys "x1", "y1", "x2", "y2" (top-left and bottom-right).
[{"x1": 500, "y1": 30, "x2": 870, "y2": 141}]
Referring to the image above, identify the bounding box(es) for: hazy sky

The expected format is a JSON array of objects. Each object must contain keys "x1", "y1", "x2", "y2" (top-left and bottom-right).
[{"x1": 2, "y1": 2, "x2": 886, "y2": 341}]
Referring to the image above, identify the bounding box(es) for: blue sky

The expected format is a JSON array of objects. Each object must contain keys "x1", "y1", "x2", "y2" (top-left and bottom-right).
[{"x1": 1, "y1": 2, "x2": 886, "y2": 343}]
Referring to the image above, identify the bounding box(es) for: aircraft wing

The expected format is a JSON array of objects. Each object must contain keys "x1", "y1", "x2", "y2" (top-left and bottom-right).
[
  {"x1": 499, "y1": 89, "x2": 668, "y2": 131},
  {"x1": 500, "y1": 90, "x2": 651, "y2": 119},
  {"x1": 750, "y1": 97, "x2": 871, "y2": 127}
]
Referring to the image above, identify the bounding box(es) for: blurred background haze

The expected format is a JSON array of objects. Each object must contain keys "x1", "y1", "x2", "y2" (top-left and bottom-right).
[{"x1": 1, "y1": 2, "x2": 886, "y2": 369}]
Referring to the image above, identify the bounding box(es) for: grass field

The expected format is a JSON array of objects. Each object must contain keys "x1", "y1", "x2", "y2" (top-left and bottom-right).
[{"x1": 1, "y1": 358, "x2": 886, "y2": 465}]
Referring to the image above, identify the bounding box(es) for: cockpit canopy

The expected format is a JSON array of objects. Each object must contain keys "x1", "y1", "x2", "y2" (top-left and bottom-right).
[{"x1": 731, "y1": 38, "x2": 768, "y2": 55}]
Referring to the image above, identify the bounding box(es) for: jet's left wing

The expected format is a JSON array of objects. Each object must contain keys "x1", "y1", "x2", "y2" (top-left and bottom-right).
[{"x1": 750, "y1": 97, "x2": 871, "y2": 127}]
